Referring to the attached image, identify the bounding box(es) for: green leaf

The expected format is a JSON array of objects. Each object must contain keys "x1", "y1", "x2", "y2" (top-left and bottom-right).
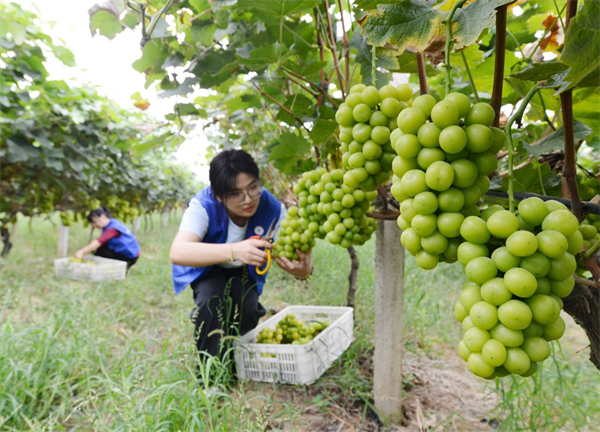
[
  {"x1": 238, "y1": 0, "x2": 320, "y2": 25},
  {"x1": 189, "y1": 0, "x2": 212, "y2": 15},
  {"x1": 472, "y1": 50, "x2": 519, "y2": 97},
  {"x1": 359, "y1": 1, "x2": 446, "y2": 64},
  {"x1": 50, "y1": 45, "x2": 76, "y2": 67},
  {"x1": 159, "y1": 77, "x2": 199, "y2": 98},
  {"x1": 269, "y1": 132, "x2": 311, "y2": 174},
  {"x1": 7, "y1": 136, "x2": 39, "y2": 163},
  {"x1": 453, "y1": 0, "x2": 513, "y2": 51},
  {"x1": 176, "y1": 103, "x2": 199, "y2": 116},
  {"x1": 560, "y1": 0, "x2": 600, "y2": 91},
  {"x1": 238, "y1": 44, "x2": 278, "y2": 70},
  {"x1": 509, "y1": 62, "x2": 569, "y2": 82},
  {"x1": 275, "y1": 94, "x2": 314, "y2": 125},
  {"x1": 309, "y1": 119, "x2": 338, "y2": 144},
  {"x1": 132, "y1": 40, "x2": 169, "y2": 74},
  {"x1": 297, "y1": 61, "x2": 328, "y2": 78},
  {"x1": 500, "y1": 162, "x2": 561, "y2": 195},
  {"x1": 523, "y1": 120, "x2": 593, "y2": 157},
  {"x1": 2, "y1": 21, "x2": 26, "y2": 45},
  {"x1": 350, "y1": 32, "x2": 396, "y2": 86},
  {"x1": 89, "y1": 10, "x2": 123, "y2": 40},
  {"x1": 191, "y1": 21, "x2": 217, "y2": 46},
  {"x1": 131, "y1": 133, "x2": 171, "y2": 154},
  {"x1": 121, "y1": 11, "x2": 140, "y2": 29}
]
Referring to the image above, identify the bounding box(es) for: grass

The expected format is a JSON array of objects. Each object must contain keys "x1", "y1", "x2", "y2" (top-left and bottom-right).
[{"x1": 0, "y1": 213, "x2": 599, "y2": 431}]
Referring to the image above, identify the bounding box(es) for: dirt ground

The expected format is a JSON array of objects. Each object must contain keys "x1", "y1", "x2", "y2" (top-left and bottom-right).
[{"x1": 240, "y1": 350, "x2": 499, "y2": 432}]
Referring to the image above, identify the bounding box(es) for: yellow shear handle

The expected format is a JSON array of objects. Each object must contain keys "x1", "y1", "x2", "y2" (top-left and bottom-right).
[{"x1": 256, "y1": 249, "x2": 272, "y2": 275}]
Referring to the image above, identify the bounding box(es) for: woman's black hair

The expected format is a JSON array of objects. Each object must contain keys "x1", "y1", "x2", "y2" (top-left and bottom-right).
[
  {"x1": 209, "y1": 149, "x2": 259, "y2": 200},
  {"x1": 87, "y1": 206, "x2": 111, "y2": 222}
]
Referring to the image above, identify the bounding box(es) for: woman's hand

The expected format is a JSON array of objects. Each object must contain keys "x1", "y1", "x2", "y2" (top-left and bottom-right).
[
  {"x1": 232, "y1": 239, "x2": 272, "y2": 266},
  {"x1": 274, "y1": 249, "x2": 313, "y2": 280},
  {"x1": 74, "y1": 249, "x2": 85, "y2": 260}
]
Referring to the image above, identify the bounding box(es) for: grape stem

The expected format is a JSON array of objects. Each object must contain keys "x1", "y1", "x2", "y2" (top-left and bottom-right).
[
  {"x1": 460, "y1": 50, "x2": 480, "y2": 103},
  {"x1": 503, "y1": 84, "x2": 541, "y2": 213},
  {"x1": 372, "y1": 43, "x2": 377, "y2": 87},
  {"x1": 443, "y1": 0, "x2": 468, "y2": 97},
  {"x1": 561, "y1": 0, "x2": 584, "y2": 221},
  {"x1": 584, "y1": 238, "x2": 600, "y2": 259},
  {"x1": 491, "y1": 4, "x2": 507, "y2": 127},
  {"x1": 416, "y1": 53, "x2": 428, "y2": 95}
]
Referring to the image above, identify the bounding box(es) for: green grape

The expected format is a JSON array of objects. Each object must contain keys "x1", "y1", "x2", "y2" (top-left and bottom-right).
[{"x1": 431, "y1": 100, "x2": 459, "y2": 128}]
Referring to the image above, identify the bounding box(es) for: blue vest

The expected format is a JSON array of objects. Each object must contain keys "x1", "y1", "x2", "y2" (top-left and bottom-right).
[
  {"x1": 104, "y1": 219, "x2": 140, "y2": 259},
  {"x1": 171, "y1": 187, "x2": 282, "y2": 296}
]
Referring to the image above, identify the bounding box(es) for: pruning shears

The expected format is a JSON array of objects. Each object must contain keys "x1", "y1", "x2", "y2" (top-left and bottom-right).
[{"x1": 250, "y1": 218, "x2": 279, "y2": 275}]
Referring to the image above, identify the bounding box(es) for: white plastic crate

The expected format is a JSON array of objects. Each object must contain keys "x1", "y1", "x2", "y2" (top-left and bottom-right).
[
  {"x1": 54, "y1": 254, "x2": 127, "y2": 282},
  {"x1": 234, "y1": 305, "x2": 354, "y2": 385}
]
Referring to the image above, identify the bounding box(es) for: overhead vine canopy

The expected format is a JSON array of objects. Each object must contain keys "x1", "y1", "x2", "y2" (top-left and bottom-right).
[{"x1": 0, "y1": 2, "x2": 198, "y2": 255}]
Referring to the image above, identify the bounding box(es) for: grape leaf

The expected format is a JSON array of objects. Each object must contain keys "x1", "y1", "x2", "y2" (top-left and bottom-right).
[
  {"x1": 509, "y1": 62, "x2": 569, "y2": 82},
  {"x1": 50, "y1": 45, "x2": 76, "y2": 67},
  {"x1": 176, "y1": 103, "x2": 199, "y2": 116},
  {"x1": 500, "y1": 162, "x2": 561, "y2": 194},
  {"x1": 523, "y1": 120, "x2": 593, "y2": 157},
  {"x1": 7, "y1": 136, "x2": 39, "y2": 163},
  {"x1": 89, "y1": 10, "x2": 123, "y2": 40},
  {"x1": 238, "y1": 44, "x2": 278, "y2": 70},
  {"x1": 189, "y1": 0, "x2": 212, "y2": 15},
  {"x1": 275, "y1": 94, "x2": 314, "y2": 125},
  {"x1": 132, "y1": 40, "x2": 169, "y2": 74},
  {"x1": 359, "y1": 0, "x2": 512, "y2": 65},
  {"x1": 350, "y1": 32, "x2": 399, "y2": 86},
  {"x1": 309, "y1": 119, "x2": 338, "y2": 144},
  {"x1": 359, "y1": 1, "x2": 446, "y2": 64},
  {"x1": 269, "y1": 132, "x2": 311, "y2": 174},
  {"x1": 238, "y1": 0, "x2": 320, "y2": 25},
  {"x1": 453, "y1": 0, "x2": 513, "y2": 51},
  {"x1": 559, "y1": 0, "x2": 600, "y2": 92},
  {"x1": 191, "y1": 21, "x2": 217, "y2": 46}
]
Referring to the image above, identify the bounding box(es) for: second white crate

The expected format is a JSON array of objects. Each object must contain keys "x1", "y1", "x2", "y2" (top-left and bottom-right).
[{"x1": 54, "y1": 254, "x2": 127, "y2": 282}]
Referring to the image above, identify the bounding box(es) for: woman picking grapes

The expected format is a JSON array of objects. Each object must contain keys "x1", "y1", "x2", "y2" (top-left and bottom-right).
[
  {"x1": 74, "y1": 207, "x2": 140, "y2": 268},
  {"x1": 170, "y1": 149, "x2": 313, "y2": 363}
]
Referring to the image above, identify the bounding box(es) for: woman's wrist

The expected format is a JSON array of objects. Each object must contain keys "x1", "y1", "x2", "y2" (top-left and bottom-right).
[
  {"x1": 229, "y1": 243, "x2": 236, "y2": 263},
  {"x1": 296, "y1": 264, "x2": 314, "y2": 281}
]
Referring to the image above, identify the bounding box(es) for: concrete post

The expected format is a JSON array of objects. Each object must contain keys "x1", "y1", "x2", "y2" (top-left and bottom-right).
[
  {"x1": 10, "y1": 221, "x2": 18, "y2": 239},
  {"x1": 374, "y1": 219, "x2": 405, "y2": 421},
  {"x1": 58, "y1": 223, "x2": 69, "y2": 258},
  {"x1": 132, "y1": 217, "x2": 141, "y2": 235},
  {"x1": 161, "y1": 211, "x2": 169, "y2": 228}
]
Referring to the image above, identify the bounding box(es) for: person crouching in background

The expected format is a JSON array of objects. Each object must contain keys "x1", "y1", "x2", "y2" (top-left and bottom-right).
[{"x1": 75, "y1": 207, "x2": 140, "y2": 269}]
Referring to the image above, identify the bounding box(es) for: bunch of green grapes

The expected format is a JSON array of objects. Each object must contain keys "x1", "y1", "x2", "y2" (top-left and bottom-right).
[
  {"x1": 392, "y1": 93, "x2": 505, "y2": 270},
  {"x1": 453, "y1": 198, "x2": 582, "y2": 379},
  {"x1": 60, "y1": 211, "x2": 76, "y2": 227},
  {"x1": 68, "y1": 257, "x2": 97, "y2": 265},
  {"x1": 293, "y1": 168, "x2": 378, "y2": 248},
  {"x1": 576, "y1": 166, "x2": 599, "y2": 201},
  {"x1": 256, "y1": 314, "x2": 330, "y2": 346},
  {"x1": 576, "y1": 221, "x2": 600, "y2": 276},
  {"x1": 336, "y1": 84, "x2": 411, "y2": 191},
  {"x1": 272, "y1": 206, "x2": 318, "y2": 262}
]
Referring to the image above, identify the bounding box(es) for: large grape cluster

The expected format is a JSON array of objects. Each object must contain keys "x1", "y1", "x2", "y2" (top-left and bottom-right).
[
  {"x1": 273, "y1": 168, "x2": 377, "y2": 260},
  {"x1": 336, "y1": 84, "x2": 412, "y2": 191},
  {"x1": 256, "y1": 314, "x2": 330, "y2": 346},
  {"x1": 454, "y1": 198, "x2": 582, "y2": 379},
  {"x1": 392, "y1": 93, "x2": 505, "y2": 270}
]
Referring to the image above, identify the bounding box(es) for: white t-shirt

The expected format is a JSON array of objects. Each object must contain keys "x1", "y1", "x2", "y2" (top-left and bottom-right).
[{"x1": 179, "y1": 197, "x2": 286, "y2": 268}]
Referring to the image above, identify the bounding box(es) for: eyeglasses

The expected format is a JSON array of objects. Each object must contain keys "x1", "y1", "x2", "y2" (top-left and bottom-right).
[{"x1": 226, "y1": 183, "x2": 262, "y2": 205}]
